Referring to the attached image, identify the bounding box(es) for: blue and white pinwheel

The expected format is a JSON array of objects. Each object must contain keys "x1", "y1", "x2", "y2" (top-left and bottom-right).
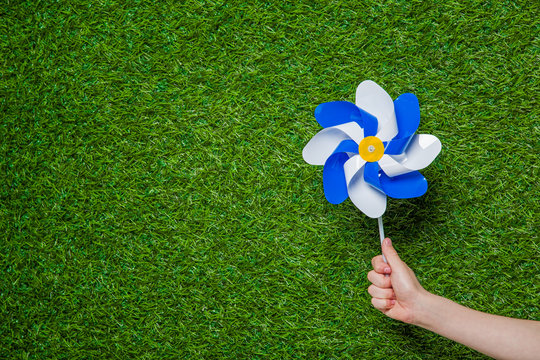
[{"x1": 303, "y1": 80, "x2": 441, "y2": 219}]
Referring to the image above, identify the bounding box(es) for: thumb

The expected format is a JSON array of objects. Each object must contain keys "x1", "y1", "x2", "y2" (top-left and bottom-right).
[{"x1": 382, "y1": 238, "x2": 404, "y2": 269}]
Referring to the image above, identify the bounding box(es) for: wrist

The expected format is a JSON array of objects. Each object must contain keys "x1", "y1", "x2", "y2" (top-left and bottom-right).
[{"x1": 411, "y1": 290, "x2": 439, "y2": 328}]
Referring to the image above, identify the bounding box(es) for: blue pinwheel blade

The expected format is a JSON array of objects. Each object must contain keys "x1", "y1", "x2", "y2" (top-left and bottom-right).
[
  {"x1": 363, "y1": 161, "x2": 382, "y2": 191},
  {"x1": 315, "y1": 101, "x2": 362, "y2": 128},
  {"x1": 323, "y1": 152, "x2": 350, "y2": 204},
  {"x1": 314, "y1": 101, "x2": 379, "y2": 137},
  {"x1": 394, "y1": 93, "x2": 420, "y2": 139},
  {"x1": 384, "y1": 137, "x2": 412, "y2": 155},
  {"x1": 359, "y1": 108, "x2": 378, "y2": 137},
  {"x1": 379, "y1": 171, "x2": 427, "y2": 199},
  {"x1": 384, "y1": 93, "x2": 421, "y2": 154},
  {"x1": 332, "y1": 139, "x2": 358, "y2": 154}
]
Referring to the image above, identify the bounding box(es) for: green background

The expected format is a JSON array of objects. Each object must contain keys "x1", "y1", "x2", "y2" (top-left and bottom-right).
[{"x1": 2, "y1": 0, "x2": 538, "y2": 358}]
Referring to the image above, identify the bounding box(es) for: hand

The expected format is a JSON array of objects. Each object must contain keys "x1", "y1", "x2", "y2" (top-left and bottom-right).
[
  {"x1": 368, "y1": 239, "x2": 540, "y2": 359},
  {"x1": 367, "y1": 238, "x2": 430, "y2": 324}
]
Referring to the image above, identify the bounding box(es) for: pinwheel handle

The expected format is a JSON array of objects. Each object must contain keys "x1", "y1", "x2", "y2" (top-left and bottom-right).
[{"x1": 378, "y1": 217, "x2": 388, "y2": 263}]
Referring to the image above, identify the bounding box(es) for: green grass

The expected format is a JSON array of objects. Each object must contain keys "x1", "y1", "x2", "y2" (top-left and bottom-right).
[{"x1": 1, "y1": 0, "x2": 538, "y2": 358}]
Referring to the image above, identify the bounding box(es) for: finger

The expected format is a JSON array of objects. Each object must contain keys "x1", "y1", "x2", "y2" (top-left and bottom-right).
[
  {"x1": 371, "y1": 297, "x2": 396, "y2": 311},
  {"x1": 371, "y1": 255, "x2": 392, "y2": 274},
  {"x1": 368, "y1": 284, "x2": 395, "y2": 299},
  {"x1": 367, "y1": 270, "x2": 392, "y2": 288}
]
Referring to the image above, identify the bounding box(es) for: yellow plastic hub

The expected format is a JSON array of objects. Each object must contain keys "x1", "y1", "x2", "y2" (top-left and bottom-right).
[{"x1": 358, "y1": 136, "x2": 384, "y2": 162}]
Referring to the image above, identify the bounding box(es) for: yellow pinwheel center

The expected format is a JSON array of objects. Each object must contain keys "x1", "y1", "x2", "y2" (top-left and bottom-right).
[{"x1": 358, "y1": 136, "x2": 384, "y2": 162}]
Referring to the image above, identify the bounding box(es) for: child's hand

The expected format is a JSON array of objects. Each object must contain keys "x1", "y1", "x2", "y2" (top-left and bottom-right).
[
  {"x1": 368, "y1": 239, "x2": 540, "y2": 359},
  {"x1": 367, "y1": 238, "x2": 430, "y2": 324}
]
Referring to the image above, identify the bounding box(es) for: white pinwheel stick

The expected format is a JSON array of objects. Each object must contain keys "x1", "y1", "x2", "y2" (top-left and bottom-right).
[{"x1": 378, "y1": 216, "x2": 387, "y2": 263}]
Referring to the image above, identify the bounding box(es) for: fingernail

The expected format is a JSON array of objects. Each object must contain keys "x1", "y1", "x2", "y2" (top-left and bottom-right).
[
  {"x1": 384, "y1": 267, "x2": 391, "y2": 274},
  {"x1": 384, "y1": 238, "x2": 391, "y2": 246}
]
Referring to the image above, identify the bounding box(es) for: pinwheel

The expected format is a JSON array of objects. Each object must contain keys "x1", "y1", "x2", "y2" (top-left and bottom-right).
[{"x1": 302, "y1": 80, "x2": 441, "y2": 250}]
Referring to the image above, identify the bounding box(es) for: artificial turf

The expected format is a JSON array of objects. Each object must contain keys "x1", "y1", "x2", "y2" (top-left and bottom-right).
[{"x1": 1, "y1": 0, "x2": 538, "y2": 358}]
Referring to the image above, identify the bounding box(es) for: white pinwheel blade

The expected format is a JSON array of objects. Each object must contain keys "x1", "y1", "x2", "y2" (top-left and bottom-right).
[
  {"x1": 379, "y1": 134, "x2": 442, "y2": 177},
  {"x1": 355, "y1": 80, "x2": 398, "y2": 141},
  {"x1": 302, "y1": 122, "x2": 364, "y2": 165},
  {"x1": 343, "y1": 154, "x2": 366, "y2": 185},
  {"x1": 344, "y1": 156, "x2": 387, "y2": 218}
]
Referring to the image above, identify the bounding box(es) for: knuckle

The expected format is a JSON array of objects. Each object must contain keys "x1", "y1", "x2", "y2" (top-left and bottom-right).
[
  {"x1": 376, "y1": 274, "x2": 387, "y2": 288},
  {"x1": 372, "y1": 255, "x2": 382, "y2": 268}
]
